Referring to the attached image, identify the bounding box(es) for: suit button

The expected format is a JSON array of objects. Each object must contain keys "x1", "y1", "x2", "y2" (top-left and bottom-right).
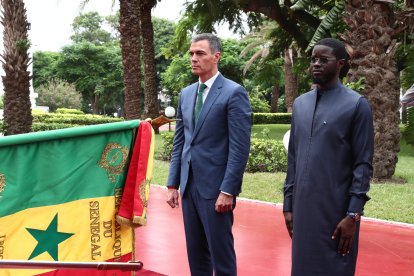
[{"x1": 187, "y1": 161, "x2": 190, "y2": 164}]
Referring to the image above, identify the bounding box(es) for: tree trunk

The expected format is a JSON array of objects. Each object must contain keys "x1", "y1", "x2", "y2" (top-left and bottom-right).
[
  {"x1": 284, "y1": 48, "x2": 298, "y2": 113},
  {"x1": 140, "y1": 0, "x2": 159, "y2": 132},
  {"x1": 119, "y1": 0, "x2": 142, "y2": 120},
  {"x1": 343, "y1": 0, "x2": 400, "y2": 180},
  {"x1": 1, "y1": 0, "x2": 32, "y2": 135},
  {"x1": 271, "y1": 85, "x2": 279, "y2": 113}
]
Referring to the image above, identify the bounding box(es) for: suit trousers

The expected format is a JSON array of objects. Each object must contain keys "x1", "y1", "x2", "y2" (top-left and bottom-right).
[{"x1": 182, "y1": 170, "x2": 237, "y2": 276}]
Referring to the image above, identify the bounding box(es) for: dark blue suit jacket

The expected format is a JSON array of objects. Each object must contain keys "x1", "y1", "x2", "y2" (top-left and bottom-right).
[{"x1": 167, "y1": 73, "x2": 252, "y2": 199}]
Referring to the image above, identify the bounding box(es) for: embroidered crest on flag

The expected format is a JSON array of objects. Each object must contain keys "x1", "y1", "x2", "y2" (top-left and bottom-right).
[{"x1": 98, "y1": 143, "x2": 129, "y2": 183}]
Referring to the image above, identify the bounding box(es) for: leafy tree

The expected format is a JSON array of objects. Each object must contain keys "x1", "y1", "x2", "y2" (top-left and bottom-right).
[
  {"x1": 161, "y1": 38, "x2": 249, "y2": 107},
  {"x1": 36, "y1": 80, "x2": 82, "y2": 112},
  {"x1": 175, "y1": 0, "x2": 339, "y2": 51},
  {"x1": 0, "y1": 95, "x2": 3, "y2": 109},
  {"x1": 243, "y1": 79, "x2": 270, "y2": 113},
  {"x1": 70, "y1": 12, "x2": 113, "y2": 45},
  {"x1": 153, "y1": 17, "x2": 176, "y2": 91},
  {"x1": 220, "y1": 39, "x2": 251, "y2": 84},
  {"x1": 0, "y1": 0, "x2": 32, "y2": 135},
  {"x1": 56, "y1": 42, "x2": 123, "y2": 115},
  {"x1": 161, "y1": 54, "x2": 195, "y2": 108},
  {"x1": 105, "y1": 11, "x2": 120, "y2": 39},
  {"x1": 32, "y1": 51, "x2": 60, "y2": 88}
]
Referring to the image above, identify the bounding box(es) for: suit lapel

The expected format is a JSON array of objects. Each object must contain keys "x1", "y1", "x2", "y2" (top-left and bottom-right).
[{"x1": 192, "y1": 74, "x2": 224, "y2": 139}]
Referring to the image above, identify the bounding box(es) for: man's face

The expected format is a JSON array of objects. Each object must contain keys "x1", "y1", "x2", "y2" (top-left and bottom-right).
[
  {"x1": 310, "y1": 45, "x2": 344, "y2": 87},
  {"x1": 189, "y1": 39, "x2": 220, "y2": 81}
]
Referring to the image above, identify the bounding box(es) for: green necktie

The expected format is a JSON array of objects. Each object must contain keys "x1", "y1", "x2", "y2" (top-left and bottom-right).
[{"x1": 194, "y1": 83, "x2": 207, "y2": 125}]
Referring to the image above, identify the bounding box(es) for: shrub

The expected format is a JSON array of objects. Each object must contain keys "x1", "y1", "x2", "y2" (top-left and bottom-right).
[
  {"x1": 28, "y1": 112, "x2": 123, "y2": 132},
  {"x1": 32, "y1": 122, "x2": 81, "y2": 132},
  {"x1": 55, "y1": 108, "x2": 84, "y2": 114},
  {"x1": 159, "y1": 133, "x2": 288, "y2": 173},
  {"x1": 253, "y1": 113, "x2": 292, "y2": 124},
  {"x1": 1, "y1": 111, "x2": 124, "y2": 133},
  {"x1": 36, "y1": 80, "x2": 82, "y2": 112},
  {"x1": 32, "y1": 113, "x2": 123, "y2": 126},
  {"x1": 246, "y1": 138, "x2": 287, "y2": 173},
  {"x1": 250, "y1": 95, "x2": 271, "y2": 113},
  {"x1": 160, "y1": 132, "x2": 175, "y2": 161}
]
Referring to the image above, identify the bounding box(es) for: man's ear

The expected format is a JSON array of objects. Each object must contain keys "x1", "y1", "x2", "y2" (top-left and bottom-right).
[
  {"x1": 214, "y1": 52, "x2": 221, "y2": 63},
  {"x1": 337, "y1": 59, "x2": 345, "y2": 71}
]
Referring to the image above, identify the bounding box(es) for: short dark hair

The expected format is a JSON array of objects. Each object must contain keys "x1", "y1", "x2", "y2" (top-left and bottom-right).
[
  {"x1": 315, "y1": 38, "x2": 350, "y2": 78},
  {"x1": 314, "y1": 38, "x2": 348, "y2": 60},
  {"x1": 192, "y1": 33, "x2": 222, "y2": 53}
]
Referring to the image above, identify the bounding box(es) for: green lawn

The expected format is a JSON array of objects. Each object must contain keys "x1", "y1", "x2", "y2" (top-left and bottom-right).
[{"x1": 152, "y1": 125, "x2": 414, "y2": 224}]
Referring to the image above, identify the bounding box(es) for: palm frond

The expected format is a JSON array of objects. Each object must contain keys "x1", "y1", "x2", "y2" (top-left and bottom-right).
[
  {"x1": 243, "y1": 49, "x2": 266, "y2": 75},
  {"x1": 290, "y1": 0, "x2": 312, "y2": 11},
  {"x1": 305, "y1": 0, "x2": 345, "y2": 52},
  {"x1": 239, "y1": 39, "x2": 267, "y2": 58}
]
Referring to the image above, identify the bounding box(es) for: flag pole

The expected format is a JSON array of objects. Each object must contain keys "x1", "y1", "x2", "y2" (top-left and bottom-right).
[{"x1": 0, "y1": 260, "x2": 143, "y2": 271}]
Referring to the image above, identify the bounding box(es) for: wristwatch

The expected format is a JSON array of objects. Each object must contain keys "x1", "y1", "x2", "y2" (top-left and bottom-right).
[{"x1": 346, "y1": 211, "x2": 361, "y2": 222}]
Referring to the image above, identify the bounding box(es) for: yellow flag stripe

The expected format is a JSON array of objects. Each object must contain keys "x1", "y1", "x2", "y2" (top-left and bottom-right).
[{"x1": 0, "y1": 196, "x2": 132, "y2": 276}]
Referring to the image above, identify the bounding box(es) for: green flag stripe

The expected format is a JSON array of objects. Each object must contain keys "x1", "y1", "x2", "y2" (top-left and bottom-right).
[
  {"x1": 0, "y1": 120, "x2": 139, "y2": 148},
  {"x1": 0, "y1": 123, "x2": 139, "y2": 217}
]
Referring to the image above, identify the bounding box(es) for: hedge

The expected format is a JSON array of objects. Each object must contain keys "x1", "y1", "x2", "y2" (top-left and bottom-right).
[
  {"x1": 252, "y1": 113, "x2": 292, "y2": 124},
  {"x1": 159, "y1": 133, "x2": 287, "y2": 173},
  {"x1": 32, "y1": 113, "x2": 123, "y2": 126},
  {"x1": 55, "y1": 108, "x2": 85, "y2": 114},
  {"x1": 1, "y1": 111, "x2": 123, "y2": 133}
]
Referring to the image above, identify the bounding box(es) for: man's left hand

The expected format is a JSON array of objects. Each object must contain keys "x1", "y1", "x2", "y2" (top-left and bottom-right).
[
  {"x1": 332, "y1": 216, "x2": 357, "y2": 256},
  {"x1": 215, "y1": 193, "x2": 234, "y2": 213}
]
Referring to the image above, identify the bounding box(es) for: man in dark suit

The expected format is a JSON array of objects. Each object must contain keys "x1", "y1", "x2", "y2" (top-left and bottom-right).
[
  {"x1": 283, "y1": 38, "x2": 374, "y2": 276},
  {"x1": 166, "y1": 33, "x2": 252, "y2": 276}
]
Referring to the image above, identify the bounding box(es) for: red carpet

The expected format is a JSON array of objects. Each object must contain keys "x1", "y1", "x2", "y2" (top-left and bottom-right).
[{"x1": 135, "y1": 186, "x2": 414, "y2": 276}]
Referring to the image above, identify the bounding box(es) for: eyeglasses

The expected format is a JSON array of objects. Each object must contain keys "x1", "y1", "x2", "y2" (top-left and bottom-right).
[{"x1": 310, "y1": 57, "x2": 338, "y2": 64}]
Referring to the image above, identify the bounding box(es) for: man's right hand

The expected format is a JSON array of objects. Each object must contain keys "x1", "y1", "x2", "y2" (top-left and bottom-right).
[
  {"x1": 166, "y1": 188, "x2": 179, "y2": 208},
  {"x1": 283, "y1": 211, "x2": 293, "y2": 238}
]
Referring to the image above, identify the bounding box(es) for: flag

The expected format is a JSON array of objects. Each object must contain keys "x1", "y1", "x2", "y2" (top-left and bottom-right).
[
  {"x1": 0, "y1": 120, "x2": 154, "y2": 275},
  {"x1": 117, "y1": 121, "x2": 154, "y2": 227}
]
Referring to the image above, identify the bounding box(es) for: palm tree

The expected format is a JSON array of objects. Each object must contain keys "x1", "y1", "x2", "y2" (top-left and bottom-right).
[
  {"x1": 0, "y1": 0, "x2": 32, "y2": 135},
  {"x1": 284, "y1": 48, "x2": 298, "y2": 113},
  {"x1": 140, "y1": 0, "x2": 159, "y2": 126},
  {"x1": 343, "y1": 0, "x2": 401, "y2": 179},
  {"x1": 119, "y1": 0, "x2": 142, "y2": 120}
]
